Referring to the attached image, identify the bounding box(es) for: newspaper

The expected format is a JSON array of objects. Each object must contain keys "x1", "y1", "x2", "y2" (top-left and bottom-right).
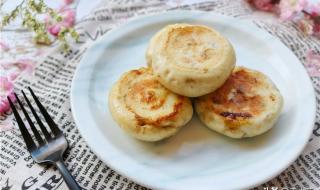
[{"x1": 1, "y1": 0, "x2": 320, "y2": 189}]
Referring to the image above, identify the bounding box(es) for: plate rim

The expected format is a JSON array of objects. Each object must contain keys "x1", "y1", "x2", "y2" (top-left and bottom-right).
[{"x1": 70, "y1": 10, "x2": 316, "y2": 190}]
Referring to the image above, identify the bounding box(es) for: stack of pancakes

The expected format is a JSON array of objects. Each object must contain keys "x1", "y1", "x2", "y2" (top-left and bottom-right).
[{"x1": 109, "y1": 24, "x2": 283, "y2": 141}]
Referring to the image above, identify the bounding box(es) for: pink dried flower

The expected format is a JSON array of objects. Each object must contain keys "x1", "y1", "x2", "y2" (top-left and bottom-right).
[
  {"x1": 62, "y1": 8, "x2": 76, "y2": 27},
  {"x1": 2, "y1": 59, "x2": 35, "y2": 77},
  {"x1": 305, "y1": 51, "x2": 320, "y2": 77},
  {"x1": 7, "y1": 73, "x2": 18, "y2": 81},
  {"x1": 298, "y1": 18, "x2": 314, "y2": 35},
  {"x1": 313, "y1": 23, "x2": 320, "y2": 37},
  {"x1": 0, "y1": 59, "x2": 35, "y2": 115},
  {"x1": 0, "y1": 76, "x2": 15, "y2": 114},
  {"x1": 300, "y1": 6, "x2": 320, "y2": 38},
  {"x1": 48, "y1": 24, "x2": 62, "y2": 36},
  {"x1": 307, "y1": 3, "x2": 320, "y2": 15},
  {"x1": 247, "y1": 0, "x2": 279, "y2": 12},
  {"x1": 246, "y1": 0, "x2": 320, "y2": 38},
  {"x1": 64, "y1": 0, "x2": 74, "y2": 5},
  {"x1": 279, "y1": 0, "x2": 308, "y2": 20},
  {"x1": 0, "y1": 41, "x2": 10, "y2": 51},
  {"x1": 46, "y1": 7, "x2": 75, "y2": 36}
]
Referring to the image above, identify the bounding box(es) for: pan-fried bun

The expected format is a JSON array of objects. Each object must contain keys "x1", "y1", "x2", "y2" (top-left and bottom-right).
[
  {"x1": 108, "y1": 67, "x2": 193, "y2": 141},
  {"x1": 195, "y1": 67, "x2": 283, "y2": 138},
  {"x1": 148, "y1": 24, "x2": 236, "y2": 97}
]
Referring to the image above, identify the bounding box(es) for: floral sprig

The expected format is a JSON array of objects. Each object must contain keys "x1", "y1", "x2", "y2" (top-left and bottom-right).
[
  {"x1": 45, "y1": 6, "x2": 78, "y2": 49},
  {"x1": 0, "y1": 0, "x2": 79, "y2": 49},
  {"x1": 0, "y1": 59, "x2": 35, "y2": 115},
  {"x1": 247, "y1": 0, "x2": 320, "y2": 77},
  {"x1": 0, "y1": 76, "x2": 16, "y2": 114},
  {"x1": 0, "y1": 0, "x2": 78, "y2": 116},
  {"x1": 247, "y1": 0, "x2": 320, "y2": 37}
]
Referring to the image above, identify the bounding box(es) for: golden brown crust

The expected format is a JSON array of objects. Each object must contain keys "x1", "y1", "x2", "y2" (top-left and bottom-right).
[
  {"x1": 195, "y1": 66, "x2": 283, "y2": 138},
  {"x1": 209, "y1": 68, "x2": 265, "y2": 128},
  {"x1": 108, "y1": 67, "x2": 193, "y2": 141},
  {"x1": 164, "y1": 26, "x2": 222, "y2": 69},
  {"x1": 133, "y1": 102, "x2": 183, "y2": 127},
  {"x1": 120, "y1": 68, "x2": 187, "y2": 127},
  {"x1": 148, "y1": 24, "x2": 236, "y2": 97}
]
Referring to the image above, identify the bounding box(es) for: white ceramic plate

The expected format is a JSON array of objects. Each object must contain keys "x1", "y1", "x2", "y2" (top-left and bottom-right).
[{"x1": 71, "y1": 11, "x2": 316, "y2": 190}]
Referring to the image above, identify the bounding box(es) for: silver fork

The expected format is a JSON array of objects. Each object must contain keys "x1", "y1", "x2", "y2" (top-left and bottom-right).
[{"x1": 8, "y1": 87, "x2": 81, "y2": 190}]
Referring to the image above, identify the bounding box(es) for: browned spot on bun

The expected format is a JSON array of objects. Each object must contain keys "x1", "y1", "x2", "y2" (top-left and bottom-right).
[
  {"x1": 109, "y1": 67, "x2": 193, "y2": 141},
  {"x1": 220, "y1": 112, "x2": 252, "y2": 130},
  {"x1": 127, "y1": 77, "x2": 169, "y2": 111},
  {"x1": 224, "y1": 118, "x2": 250, "y2": 131},
  {"x1": 145, "y1": 91, "x2": 156, "y2": 103},
  {"x1": 132, "y1": 69, "x2": 143, "y2": 75},
  {"x1": 185, "y1": 78, "x2": 196, "y2": 83},
  {"x1": 211, "y1": 69, "x2": 263, "y2": 114},
  {"x1": 194, "y1": 66, "x2": 283, "y2": 138},
  {"x1": 150, "y1": 99, "x2": 165, "y2": 110},
  {"x1": 134, "y1": 101, "x2": 184, "y2": 127},
  {"x1": 165, "y1": 26, "x2": 216, "y2": 64},
  {"x1": 159, "y1": 101, "x2": 184, "y2": 122},
  {"x1": 220, "y1": 112, "x2": 252, "y2": 119},
  {"x1": 208, "y1": 68, "x2": 264, "y2": 128},
  {"x1": 201, "y1": 49, "x2": 214, "y2": 60},
  {"x1": 122, "y1": 68, "x2": 188, "y2": 127},
  {"x1": 270, "y1": 95, "x2": 275, "y2": 101}
]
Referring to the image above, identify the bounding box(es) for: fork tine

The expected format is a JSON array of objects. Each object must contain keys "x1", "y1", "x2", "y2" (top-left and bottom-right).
[
  {"x1": 14, "y1": 93, "x2": 45, "y2": 145},
  {"x1": 21, "y1": 90, "x2": 52, "y2": 140},
  {"x1": 28, "y1": 87, "x2": 62, "y2": 137},
  {"x1": 7, "y1": 96, "x2": 36, "y2": 151}
]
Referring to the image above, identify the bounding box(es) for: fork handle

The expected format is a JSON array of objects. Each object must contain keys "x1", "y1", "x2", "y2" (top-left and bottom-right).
[{"x1": 55, "y1": 160, "x2": 82, "y2": 190}]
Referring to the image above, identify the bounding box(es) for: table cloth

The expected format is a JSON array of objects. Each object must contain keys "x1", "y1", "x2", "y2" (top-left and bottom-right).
[{"x1": 1, "y1": 0, "x2": 320, "y2": 189}]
